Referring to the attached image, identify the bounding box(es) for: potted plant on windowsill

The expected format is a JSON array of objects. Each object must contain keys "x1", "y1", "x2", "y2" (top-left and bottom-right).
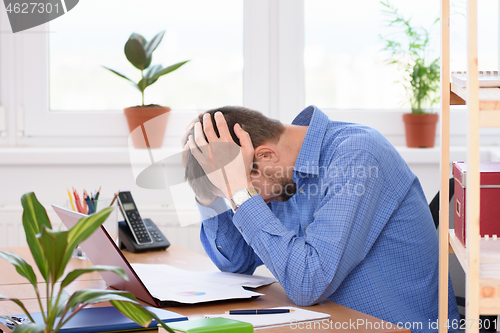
[
  {"x1": 103, "y1": 31, "x2": 189, "y2": 149},
  {"x1": 0, "y1": 192, "x2": 175, "y2": 333},
  {"x1": 380, "y1": 1, "x2": 440, "y2": 148}
]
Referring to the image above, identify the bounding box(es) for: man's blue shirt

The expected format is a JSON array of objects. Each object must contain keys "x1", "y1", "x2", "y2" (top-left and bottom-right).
[{"x1": 197, "y1": 106, "x2": 459, "y2": 332}]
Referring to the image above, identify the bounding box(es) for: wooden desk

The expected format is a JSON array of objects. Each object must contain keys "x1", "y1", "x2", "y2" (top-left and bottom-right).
[{"x1": 0, "y1": 246, "x2": 409, "y2": 332}]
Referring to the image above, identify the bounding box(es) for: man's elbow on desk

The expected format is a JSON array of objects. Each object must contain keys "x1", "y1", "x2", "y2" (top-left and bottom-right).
[
  {"x1": 279, "y1": 276, "x2": 333, "y2": 307},
  {"x1": 286, "y1": 290, "x2": 327, "y2": 307}
]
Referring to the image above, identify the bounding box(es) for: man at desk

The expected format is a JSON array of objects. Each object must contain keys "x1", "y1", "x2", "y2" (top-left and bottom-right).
[{"x1": 181, "y1": 105, "x2": 459, "y2": 331}]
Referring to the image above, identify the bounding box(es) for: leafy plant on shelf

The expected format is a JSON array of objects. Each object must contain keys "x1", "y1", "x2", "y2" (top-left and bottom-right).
[
  {"x1": 0, "y1": 192, "x2": 174, "y2": 333},
  {"x1": 103, "y1": 30, "x2": 189, "y2": 106},
  {"x1": 379, "y1": 0, "x2": 440, "y2": 114}
]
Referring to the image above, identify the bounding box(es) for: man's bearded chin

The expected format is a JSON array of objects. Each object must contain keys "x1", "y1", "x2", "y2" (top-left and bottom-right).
[{"x1": 275, "y1": 177, "x2": 297, "y2": 202}]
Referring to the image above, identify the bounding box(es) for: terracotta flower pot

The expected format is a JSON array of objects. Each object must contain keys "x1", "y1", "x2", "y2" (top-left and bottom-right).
[
  {"x1": 124, "y1": 106, "x2": 171, "y2": 149},
  {"x1": 402, "y1": 113, "x2": 439, "y2": 148}
]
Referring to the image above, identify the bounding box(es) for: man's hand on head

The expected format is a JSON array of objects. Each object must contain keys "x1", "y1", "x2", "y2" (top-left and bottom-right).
[
  {"x1": 181, "y1": 115, "x2": 220, "y2": 206},
  {"x1": 187, "y1": 112, "x2": 255, "y2": 200},
  {"x1": 181, "y1": 114, "x2": 203, "y2": 168}
]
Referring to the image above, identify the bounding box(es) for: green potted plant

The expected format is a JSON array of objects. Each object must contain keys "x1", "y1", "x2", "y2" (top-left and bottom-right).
[
  {"x1": 0, "y1": 192, "x2": 175, "y2": 333},
  {"x1": 103, "y1": 31, "x2": 189, "y2": 149},
  {"x1": 380, "y1": 1, "x2": 440, "y2": 148}
]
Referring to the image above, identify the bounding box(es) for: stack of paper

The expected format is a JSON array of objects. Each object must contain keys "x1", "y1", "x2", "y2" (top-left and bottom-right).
[
  {"x1": 205, "y1": 307, "x2": 331, "y2": 330},
  {"x1": 130, "y1": 263, "x2": 276, "y2": 304}
]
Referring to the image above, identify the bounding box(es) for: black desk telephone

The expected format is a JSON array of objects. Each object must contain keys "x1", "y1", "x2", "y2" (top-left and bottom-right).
[{"x1": 117, "y1": 191, "x2": 170, "y2": 253}]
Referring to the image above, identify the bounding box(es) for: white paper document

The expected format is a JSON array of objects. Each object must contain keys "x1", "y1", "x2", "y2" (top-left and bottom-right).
[
  {"x1": 201, "y1": 271, "x2": 277, "y2": 288},
  {"x1": 130, "y1": 263, "x2": 276, "y2": 304},
  {"x1": 205, "y1": 306, "x2": 331, "y2": 329}
]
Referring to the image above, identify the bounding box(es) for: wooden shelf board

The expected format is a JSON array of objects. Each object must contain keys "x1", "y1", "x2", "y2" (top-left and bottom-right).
[
  {"x1": 449, "y1": 230, "x2": 500, "y2": 314},
  {"x1": 449, "y1": 229, "x2": 467, "y2": 271},
  {"x1": 448, "y1": 230, "x2": 500, "y2": 278},
  {"x1": 450, "y1": 82, "x2": 500, "y2": 110},
  {"x1": 450, "y1": 89, "x2": 466, "y2": 105}
]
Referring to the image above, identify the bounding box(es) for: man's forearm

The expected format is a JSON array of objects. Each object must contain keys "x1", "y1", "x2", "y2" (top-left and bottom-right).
[{"x1": 196, "y1": 197, "x2": 261, "y2": 274}]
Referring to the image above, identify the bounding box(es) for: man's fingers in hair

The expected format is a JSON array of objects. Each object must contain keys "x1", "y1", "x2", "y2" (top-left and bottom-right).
[
  {"x1": 181, "y1": 122, "x2": 195, "y2": 145},
  {"x1": 234, "y1": 123, "x2": 253, "y2": 150},
  {"x1": 194, "y1": 122, "x2": 210, "y2": 154},
  {"x1": 213, "y1": 112, "x2": 232, "y2": 141},
  {"x1": 202, "y1": 113, "x2": 218, "y2": 142},
  {"x1": 188, "y1": 135, "x2": 208, "y2": 167}
]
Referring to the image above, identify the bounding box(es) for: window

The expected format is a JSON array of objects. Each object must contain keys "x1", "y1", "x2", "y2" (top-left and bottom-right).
[
  {"x1": 48, "y1": 0, "x2": 243, "y2": 111},
  {"x1": 15, "y1": 0, "x2": 243, "y2": 142},
  {"x1": 304, "y1": 0, "x2": 441, "y2": 110},
  {"x1": 449, "y1": 0, "x2": 498, "y2": 72}
]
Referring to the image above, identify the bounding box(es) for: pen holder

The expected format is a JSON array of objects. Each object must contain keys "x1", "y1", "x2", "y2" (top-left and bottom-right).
[{"x1": 66, "y1": 198, "x2": 119, "y2": 259}]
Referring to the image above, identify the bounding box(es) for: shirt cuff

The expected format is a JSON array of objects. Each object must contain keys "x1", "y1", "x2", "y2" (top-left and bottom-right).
[
  {"x1": 196, "y1": 196, "x2": 231, "y2": 224},
  {"x1": 232, "y1": 195, "x2": 275, "y2": 245}
]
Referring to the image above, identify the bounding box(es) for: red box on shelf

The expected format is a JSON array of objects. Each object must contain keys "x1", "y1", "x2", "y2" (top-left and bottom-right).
[{"x1": 453, "y1": 161, "x2": 500, "y2": 246}]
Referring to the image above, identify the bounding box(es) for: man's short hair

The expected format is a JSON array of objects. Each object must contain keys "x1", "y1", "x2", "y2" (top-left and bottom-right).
[{"x1": 183, "y1": 105, "x2": 285, "y2": 201}]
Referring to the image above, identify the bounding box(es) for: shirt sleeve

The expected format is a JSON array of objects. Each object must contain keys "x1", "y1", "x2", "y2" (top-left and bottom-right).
[
  {"x1": 197, "y1": 196, "x2": 263, "y2": 273},
  {"x1": 232, "y1": 149, "x2": 387, "y2": 306}
]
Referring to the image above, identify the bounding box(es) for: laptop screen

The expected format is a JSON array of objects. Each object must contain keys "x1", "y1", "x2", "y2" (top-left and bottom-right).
[{"x1": 51, "y1": 205, "x2": 157, "y2": 306}]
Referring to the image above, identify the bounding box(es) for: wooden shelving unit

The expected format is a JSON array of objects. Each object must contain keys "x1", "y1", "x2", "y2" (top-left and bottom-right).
[{"x1": 439, "y1": 0, "x2": 500, "y2": 331}]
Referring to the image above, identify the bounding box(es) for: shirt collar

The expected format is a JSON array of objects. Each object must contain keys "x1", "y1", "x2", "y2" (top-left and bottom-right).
[{"x1": 292, "y1": 105, "x2": 329, "y2": 178}]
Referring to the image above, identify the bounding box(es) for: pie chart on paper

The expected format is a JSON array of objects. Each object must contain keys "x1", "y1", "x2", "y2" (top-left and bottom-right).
[{"x1": 177, "y1": 291, "x2": 206, "y2": 297}]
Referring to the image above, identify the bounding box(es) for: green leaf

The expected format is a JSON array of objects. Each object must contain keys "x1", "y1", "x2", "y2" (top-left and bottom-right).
[
  {"x1": 102, "y1": 66, "x2": 141, "y2": 92},
  {"x1": 61, "y1": 265, "x2": 127, "y2": 289},
  {"x1": 66, "y1": 207, "x2": 113, "y2": 248},
  {"x1": 144, "y1": 57, "x2": 153, "y2": 71},
  {"x1": 142, "y1": 31, "x2": 165, "y2": 70},
  {"x1": 37, "y1": 227, "x2": 69, "y2": 282},
  {"x1": 144, "y1": 30, "x2": 165, "y2": 59},
  {"x1": 125, "y1": 34, "x2": 148, "y2": 70},
  {"x1": 21, "y1": 192, "x2": 50, "y2": 281},
  {"x1": 0, "y1": 295, "x2": 34, "y2": 322},
  {"x1": 61, "y1": 207, "x2": 113, "y2": 275},
  {"x1": 136, "y1": 78, "x2": 148, "y2": 93},
  {"x1": 102, "y1": 67, "x2": 138, "y2": 85},
  {"x1": 136, "y1": 33, "x2": 148, "y2": 46},
  {"x1": 149, "y1": 60, "x2": 190, "y2": 83},
  {"x1": 110, "y1": 300, "x2": 175, "y2": 333},
  {"x1": 138, "y1": 64, "x2": 163, "y2": 91},
  {"x1": 66, "y1": 289, "x2": 138, "y2": 310},
  {"x1": 145, "y1": 64, "x2": 163, "y2": 79},
  {"x1": 109, "y1": 301, "x2": 152, "y2": 328},
  {"x1": 52, "y1": 289, "x2": 70, "y2": 318},
  {"x1": 0, "y1": 251, "x2": 37, "y2": 286},
  {"x1": 11, "y1": 323, "x2": 46, "y2": 333}
]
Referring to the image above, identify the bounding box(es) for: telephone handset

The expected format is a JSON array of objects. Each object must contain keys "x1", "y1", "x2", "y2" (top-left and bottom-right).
[{"x1": 117, "y1": 191, "x2": 170, "y2": 253}]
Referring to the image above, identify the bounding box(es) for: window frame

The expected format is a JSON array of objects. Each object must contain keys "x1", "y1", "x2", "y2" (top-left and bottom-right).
[{"x1": 2, "y1": 0, "x2": 498, "y2": 148}]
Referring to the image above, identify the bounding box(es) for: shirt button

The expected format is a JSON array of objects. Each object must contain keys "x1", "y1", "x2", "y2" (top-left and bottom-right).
[
  {"x1": 217, "y1": 245, "x2": 222, "y2": 250},
  {"x1": 238, "y1": 227, "x2": 243, "y2": 233},
  {"x1": 209, "y1": 215, "x2": 214, "y2": 219}
]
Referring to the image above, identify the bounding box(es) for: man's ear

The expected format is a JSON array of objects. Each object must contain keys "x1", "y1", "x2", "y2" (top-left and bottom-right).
[{"x1": 254, "y1": 145, "x2": 279, "y2": 163}]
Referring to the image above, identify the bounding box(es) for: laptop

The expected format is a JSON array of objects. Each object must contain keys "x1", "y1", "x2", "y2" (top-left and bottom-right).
[{"x1": 52, "y1": 205, "x2": 263, "y2": 307}]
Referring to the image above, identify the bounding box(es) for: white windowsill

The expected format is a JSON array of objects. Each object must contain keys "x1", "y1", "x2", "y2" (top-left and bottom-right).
[
  {"x1": 0, "y1": 147, "x2": 182, "y2": 165},
  {"x1": 1, "y1": 146, "x2": 495, "y2": 166}
]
